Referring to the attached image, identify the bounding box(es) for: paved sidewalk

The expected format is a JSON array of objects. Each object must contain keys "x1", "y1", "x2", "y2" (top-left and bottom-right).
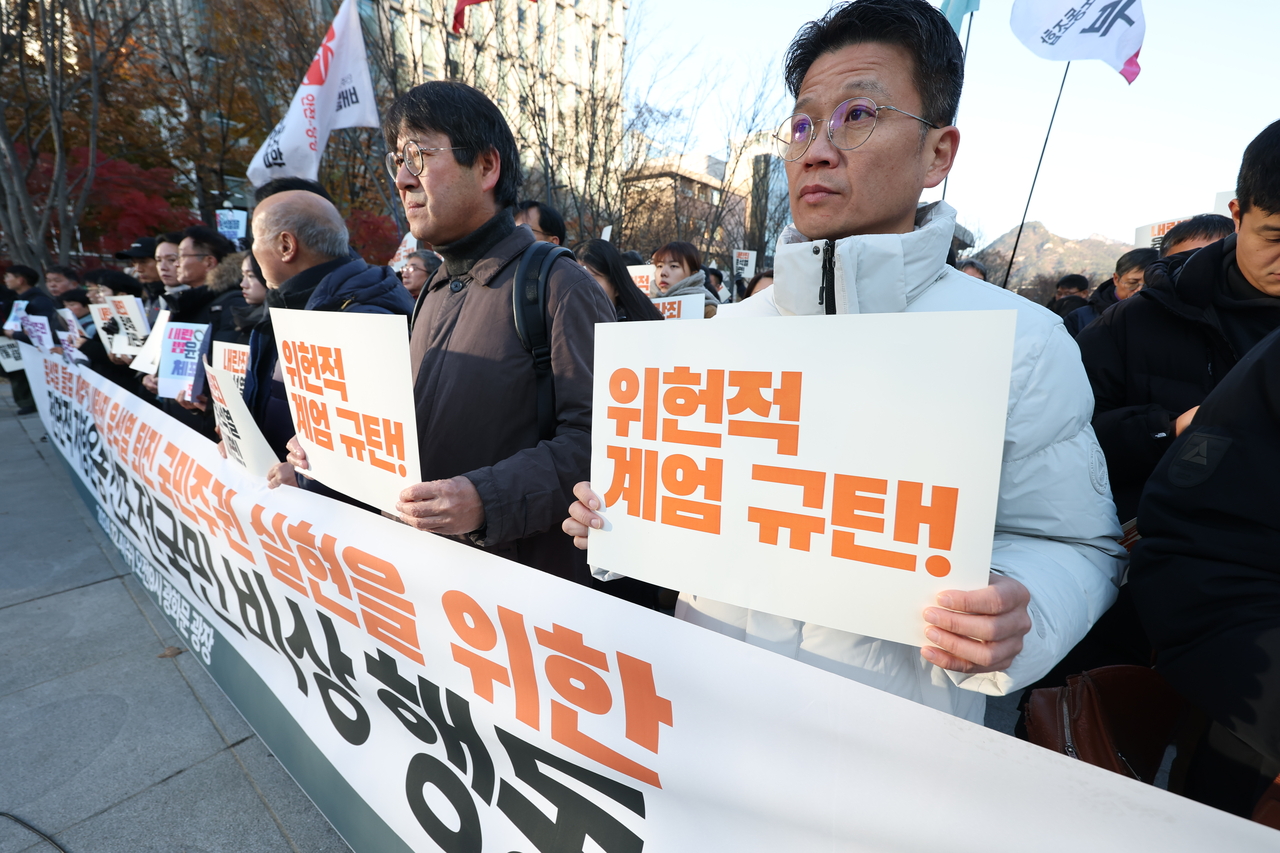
[{"x1": 0, "y1": 378, "x2": 352, "y2": 853}]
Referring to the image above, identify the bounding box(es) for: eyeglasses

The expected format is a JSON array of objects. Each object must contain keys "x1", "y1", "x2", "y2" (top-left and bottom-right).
[
  {"x1": 385, "y1": 140, "x2": 465, "y2": 179},
  {"x1": 774, "y1": 97, "x2": 939, "y2": 162}
]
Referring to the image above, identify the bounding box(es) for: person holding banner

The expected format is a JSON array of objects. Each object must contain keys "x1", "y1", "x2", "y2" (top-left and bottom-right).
[
  {"x1": 4, "y1": 265, "x2": 67, "y2": 412},
  {"x1": 566, "y1": 0, "x2": 1126, "y2": 722},
  {"x1": 245, "y1": 189, "x2": 413, "y2": 463}
]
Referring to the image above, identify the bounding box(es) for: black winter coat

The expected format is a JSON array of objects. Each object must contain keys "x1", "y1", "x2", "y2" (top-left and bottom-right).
[
  {"x1": 1046, "y1": 293, "x2": 1087, "y2": 320},
  {"x1": 1063, "y1": 280, "x2": 1118, "y2": 338},
  {"x1": 1075, "y1": 236, "x2": 1280, "y2": 521},
  {"x1": 1128, "y1": 324, "x2": 1280, "y2": 768}
]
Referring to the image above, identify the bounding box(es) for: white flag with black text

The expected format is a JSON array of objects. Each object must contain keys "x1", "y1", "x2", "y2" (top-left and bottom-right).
[
  {"x1": 1010, "y1": 0, "x2": 1145, "y2": 83},
  {"x1": 247, "y1": 0, "x2": 379, "y2": 186}
]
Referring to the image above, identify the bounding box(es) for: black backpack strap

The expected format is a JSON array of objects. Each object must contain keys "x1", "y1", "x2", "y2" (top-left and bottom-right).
[{"x1": 513, "y1": 241, "x2": 575, "y2": 442}]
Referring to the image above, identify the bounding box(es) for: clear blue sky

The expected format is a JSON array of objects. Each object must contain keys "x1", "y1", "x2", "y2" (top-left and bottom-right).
[{"x1": 628, "y1": 0, "x2": 1280, "y2": 246}]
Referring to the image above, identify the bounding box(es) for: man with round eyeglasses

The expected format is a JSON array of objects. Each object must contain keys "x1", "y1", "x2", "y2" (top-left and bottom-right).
[{"x1": 564, "y1": 0, "x2": 1125, "y2": 723}]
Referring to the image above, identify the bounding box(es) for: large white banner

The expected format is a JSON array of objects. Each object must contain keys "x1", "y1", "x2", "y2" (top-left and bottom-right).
[
  {"x1": 269, "y1": 308, "x2": 420, "y2": 513},
  {"x1": 588, "y1": 312, "x2": 1013, "y2": 647},
  {"x1": 22, "y1": 344, "x2": 1279, "y2": 852},
  {"x1": 246, "y1": 0, "x2": 379, "y2": 186},
  {"x1": 1011, "y1": 0, "x2": 1146, "y2": 82}
]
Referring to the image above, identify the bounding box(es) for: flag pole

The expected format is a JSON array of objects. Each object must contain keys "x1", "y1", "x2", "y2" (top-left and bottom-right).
[
  {"x1": 1002, "y1": 61, "x2": 1070, "y2": 289},
  {"x1": 941, "y1": 10, "x2": 975, "y2": 202}
]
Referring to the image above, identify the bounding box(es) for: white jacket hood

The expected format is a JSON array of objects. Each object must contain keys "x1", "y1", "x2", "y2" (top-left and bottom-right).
[{"x1": 772, "y1": 201, "x2": 955, "y2": 317}]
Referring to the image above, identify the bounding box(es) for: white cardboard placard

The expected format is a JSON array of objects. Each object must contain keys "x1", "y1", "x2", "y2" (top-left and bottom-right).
[
  {"x1": 205, "y1": 359, "x2": 279, "y2": 477},
  {"x1": 88, "y1": 304, "x2": 116, "y2": 352},
  {"x1": 213, "y1": 341, "x2": 251, "y2": 376},
  {"x1": 269, "y1": 308, "x2": 420, "y2": 514},
  {"x1": 627, "y1": 264, "x2": 656, "y2": 296},
  {"x1": 0, "y1": 339, "x2": 23, "y2": 371},
  {"x1": 651, "y1": 294, "x2": 705, "y2": 320},
  {"x1": 21, "y1": 315, "x2": 55, "y2": 352},
  {"x1": 733, "y1": 249, "x2": 758, "y2": 282},
  {"x1": 2, "y1": 300, "x2": 27, "y2": 333},
  {"x1": 129, "y1": 310, "x2": 170, "y2": 374},
  {"x1": 107, "y1": 295, "x2": 151, "y2": 355},
  {"x1": 156, "y1": 322, "x2": 209, "y2": 400},
  {"x1": 588, "y1": 310, "x2": 1017, "y2": 647}
]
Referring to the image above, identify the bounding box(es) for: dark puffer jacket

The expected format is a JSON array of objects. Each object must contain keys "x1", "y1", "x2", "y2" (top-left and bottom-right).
[
  {"x1": 1063, "y1": 280, "x2": 1119, "y2": 338},
  {"x1": 1128, "y1": 325, "x2": 1280, "y2": 812},
  {"x1": 243, "y1": 257, "x2": 413, "y2": 460},
  {"x1": 1075, "y1": 235, "x2": 1280, "y2": 522}
]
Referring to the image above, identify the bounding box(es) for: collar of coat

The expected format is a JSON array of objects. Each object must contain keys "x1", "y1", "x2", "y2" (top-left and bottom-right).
[
  {"x1": 435, "y1": 208, "x2": 517, "y2": 280},
  {"x1": 1138, "y1": 235, "x2": 1232, "y2": 324},
  {"x1": 769, "y1": 201, "x2": 955, "y2": 316},
  {"x1": 429, "y1": 213, "x2": 533, "y2": 292}
]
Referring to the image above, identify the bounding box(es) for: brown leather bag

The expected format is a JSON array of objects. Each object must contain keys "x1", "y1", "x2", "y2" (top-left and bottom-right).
[{"x1": 1025, "y1": 665, "x2": 1187, "y2": 784}]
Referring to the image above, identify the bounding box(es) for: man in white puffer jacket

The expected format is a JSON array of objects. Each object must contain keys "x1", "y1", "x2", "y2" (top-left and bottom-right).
[{"x1": 565, "y1": 0, "x2": 1125, "y2": 723}]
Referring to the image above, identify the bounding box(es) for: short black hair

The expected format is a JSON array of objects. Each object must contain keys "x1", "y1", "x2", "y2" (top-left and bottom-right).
[
  {"x1": 1236, "y1": 119, "x2": 1280, "y2": 216},
  {"x1": 254, "y1": 177, "x2": 334, "y2": 204},
  {"x1": 1158, "y1": 214, "x2": 1234, "y2": 257},
  {"x1": 1115, "y1": 248, "x2": 1158, "y2": 277},
  {"x1": 784, "y1": 0, "x2": 963, "y2": 127},
  {"x1": 58, "y1": 288, "x2": 91, "y2": 308},
  {"x1": 384, "y1": 81, "x2": 523, "y2": 208},
  {"x1": 1056, "y1": 274, "x2": 1089, "y2": 293},
  {"x1": 958, "y1": 258, "x2": 987, "y2": 279},
  {"x1": 46, "y1": 264, "x2": 81, "y2": 283},
  {"x1": 705, "y1": 268, "x2": 724, "y2": 285},
  {"x1": 157, "y1": 231, "x2": 184, "y2": 247},
  {"x1": 6, "y1": 265, "x2": 39, "y2": 287},
  {"x1": 84, "y1": 268, "x2": 144, "y2": 298},
  {"x1": 516, "y1": 200, "x2": 567, "y2": 245},
  {"x1": 182, "y1": 225, "x2": 235, "y2": 262}
]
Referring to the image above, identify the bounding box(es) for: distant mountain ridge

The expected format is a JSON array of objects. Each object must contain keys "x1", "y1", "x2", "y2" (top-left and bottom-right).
[{"x1": 969, "y1": 222, "x2": 1134, "y2": 301}]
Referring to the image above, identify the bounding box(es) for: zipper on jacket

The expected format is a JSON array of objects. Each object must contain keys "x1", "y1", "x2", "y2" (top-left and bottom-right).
[
  {"x1": 1061, "y1": 699, "x2": 1079, "y2": 759},
  {"x1": 821, "y1": 239, "x2": 836, "y2": 314}
]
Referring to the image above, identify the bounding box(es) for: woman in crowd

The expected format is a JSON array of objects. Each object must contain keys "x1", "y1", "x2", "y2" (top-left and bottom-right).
[
  {"x1": 579, "y1": 239, "x2": 664, "y2": 322},
  {"x1": 743, "y1": 268, "x2": 774, "y2": 300},
  {"x1": 233, "y1": 251, "x2": 269, "y2": 341},
  {"x1": 653, "y1": 241, "x2": 718, "y2": 317}
]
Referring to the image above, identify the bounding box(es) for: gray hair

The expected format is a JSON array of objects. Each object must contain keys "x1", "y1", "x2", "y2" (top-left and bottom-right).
[{"x1": 255, "y1": 196, "x2": 349, "y2": 260}]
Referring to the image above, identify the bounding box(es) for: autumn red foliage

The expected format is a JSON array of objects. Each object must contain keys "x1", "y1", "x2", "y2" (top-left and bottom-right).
[
  {"x1": 345, "y1": 208, "x2": 403, "y2": 266},
  {"x1": 17, "y1": 146, "x2": 199, "y2": 258}
]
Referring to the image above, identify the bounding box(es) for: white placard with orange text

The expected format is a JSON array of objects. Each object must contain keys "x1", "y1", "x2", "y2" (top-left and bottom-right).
[
  {"x1": 588, "y1": 311, "x2": 1016, "y2": 648},
  {"x1": 627, "y1": 264, "x2": 656, "y2": 296},
  {"x1": 213, "y1": 341, "x2": 251, "y2": 375},
  {"x1": 107, "y1": 295, "x2": 151, "y2": 356},
  {"x1": 650, "y1": 294, "x2": 704, "y2": 320},
  {"x1": 269, "y1": 308, "x2": 420, "y2": 514}
]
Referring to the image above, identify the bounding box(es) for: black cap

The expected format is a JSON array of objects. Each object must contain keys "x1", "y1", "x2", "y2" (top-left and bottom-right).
[{"x1": 114, "y1": 236, "x2": 157, "y2": 260}]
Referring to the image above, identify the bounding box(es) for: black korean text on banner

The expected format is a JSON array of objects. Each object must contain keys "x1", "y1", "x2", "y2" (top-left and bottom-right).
[{"x1": 22, "y1": 337, "x2": 1271, "y2": 853}]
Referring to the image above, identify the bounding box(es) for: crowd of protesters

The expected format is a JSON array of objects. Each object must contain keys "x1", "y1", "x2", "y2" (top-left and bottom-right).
[{"x1": 4, "y1": 0, "x2": 1280, "y2": 831}]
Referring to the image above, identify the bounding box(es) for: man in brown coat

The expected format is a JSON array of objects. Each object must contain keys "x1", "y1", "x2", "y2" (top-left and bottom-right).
[{"x1": 384, "y1": 81, "x2": 615, "y2": 582}]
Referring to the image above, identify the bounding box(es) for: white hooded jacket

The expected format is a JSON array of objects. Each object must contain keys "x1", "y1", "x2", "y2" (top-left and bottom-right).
[{"x1": 670, "y1": 201, "x2": 1126, "y2": 723}]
